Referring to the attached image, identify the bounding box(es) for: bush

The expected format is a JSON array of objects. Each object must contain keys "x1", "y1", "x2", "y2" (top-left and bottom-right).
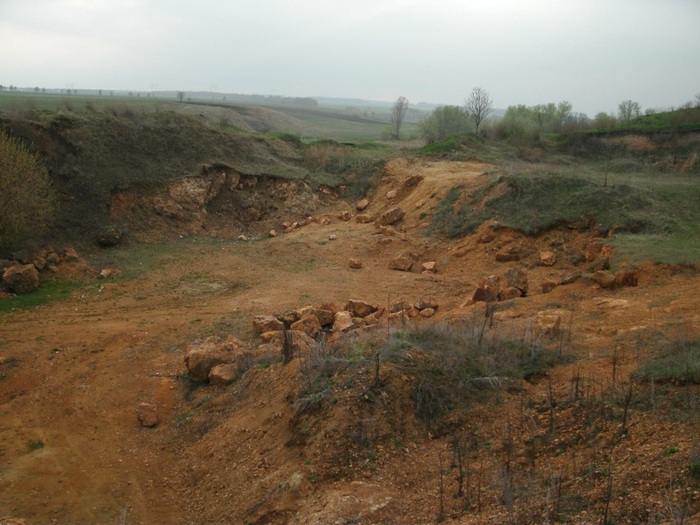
[{"x1": 0, "y1": 129, "x2": 55, "y2": 252}]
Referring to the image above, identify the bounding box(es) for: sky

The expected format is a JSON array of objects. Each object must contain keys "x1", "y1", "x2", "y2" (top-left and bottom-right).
[{"x1": 1, "y1": 0, "x2": 699, "y2": 116}]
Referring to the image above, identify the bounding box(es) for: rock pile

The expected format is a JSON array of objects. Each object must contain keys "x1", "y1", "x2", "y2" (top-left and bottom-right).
[{"x1": 1, "y1": 246, "x2": 87, "y2": 294}]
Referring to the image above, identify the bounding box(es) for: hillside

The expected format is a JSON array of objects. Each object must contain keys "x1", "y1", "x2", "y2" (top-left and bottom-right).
[{"x1": 0, "y1": 112, "x2": 699, "y2": 524}]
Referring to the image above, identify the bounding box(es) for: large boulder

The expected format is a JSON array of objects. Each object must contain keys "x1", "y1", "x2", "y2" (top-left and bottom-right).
[
  {"x1": 345, "y1": 299, "x2": 377, "y2": 318},
  {"x1": 209, "y1": 363, "x2": 240, "y2": 386},
  {"x1": 593, "y1": 270, "x2": 616, "y2": 289},
  {"x1": 505, "y1": 267, "x2": 528, "y2": 295},
  {"x1": 376, "y1": 207, "x2": 405, "y2": 226},
  {"x1": 333, "y1": 311, "x2": 356, "y2": 333},
  {"x1": 96, "y1": 227, "x2": 122, "y2": 247},
  {"x1": 291, "y1": 314, "x2": 322, "y2": 338},
  {"x1": 253, "y1": 315, "x2": 285, "y2": 334},
  {"x1": 472, "y1": 275, "x2": 501, "y2": 303},
  {"x1": 2, "y1": 264, "x2": 39, "y2": 294},
  {"x1": 184, "y1": 336, "x2": 246, "y2": 382},
  {"x1": 260, "y1": 330, "x2": 316, "y2": 358}
]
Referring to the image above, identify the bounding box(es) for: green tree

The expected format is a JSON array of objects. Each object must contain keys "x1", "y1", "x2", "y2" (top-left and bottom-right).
[
  {"x1": 464, "y1": 87, "x2": 493, "y2": 135},
  {"x1": 419, "y1": 105, "x2": 471, "y2": 143},
  {"x1": 0, "y1": 130, "x2": 55, "y2": 251},
  {"x1": 618, "y1": 100, "x2": 641, "y2": 126},
  {"x1": 389, "y1": 96, "x2": 409, "y2": 139}
]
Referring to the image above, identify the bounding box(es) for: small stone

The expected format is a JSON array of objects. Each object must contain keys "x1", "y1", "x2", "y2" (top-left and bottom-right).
[
  {"x1": 386, "y1": 190, "x2": 398, "y2": 200},
  {"x1": 338, "y1": 211, "x2": 351, "y2": 221},
  {"x1": 356, "y1": 198, "x2": 370, "y2": 211},
  {"x1": 348, "y1": 258, "x2": 363, "y2": 269},
  {"x1": 237, "y1": 234, "x2": 248, "y2": 241},
  {"x1": 137, "y1": 403, "x2": 159, "y2": 428},
  {"x1": 329, "y1": 234, "x2": 337, "y2": 241},
  {"x1": 421, "y1": 261, "x2": 437, "y2": 273},
  {"x1": 539, "y1": 251, "x2": 556, "y2": 266},
  {"x1": 389, "y1": 255, "x2": 413, "y2": 272},
  {"x1": 269, "y1": 230, "x2": 277, "y2": 237},
  {"x1": 541, "y1": 280, "x2": 558, "y2": 294},
  {"x1": 419, "y1": 307, "x2": 436, "y2": 318}
]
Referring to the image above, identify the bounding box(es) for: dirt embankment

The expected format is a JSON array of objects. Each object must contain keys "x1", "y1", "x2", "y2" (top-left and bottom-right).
[{"x1": 0, "y1": 158, "x2": 699, "y2": 524}]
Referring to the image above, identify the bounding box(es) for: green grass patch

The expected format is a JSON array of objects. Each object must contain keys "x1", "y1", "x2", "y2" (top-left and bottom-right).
[
  {"x1": 0, "y1": 278, "x2": 83, "y2": 312},
  {"x1": 635, "y1": 338, "x2": 700, "y2": 385},
  {"x1": 430, "y1": 168, "x2": 700, "y2": 266}
]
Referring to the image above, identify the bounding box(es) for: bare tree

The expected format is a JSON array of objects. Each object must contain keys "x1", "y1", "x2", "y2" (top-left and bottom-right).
[
  {"x1": 465, "y1": 87, "x2": 493, "y2": 135},
  {"x1": 695, "y1": 92, "x2": 700, "y2": 108},
  {"x1": 176, "y1": 91, "x2": 185, "y2": 102},
  {"x1": 389, "y1": 96, "x2": 409, "y2": 139},
  {"x1": 618, "y1": 100, "x2": 641, "y2": 126}
]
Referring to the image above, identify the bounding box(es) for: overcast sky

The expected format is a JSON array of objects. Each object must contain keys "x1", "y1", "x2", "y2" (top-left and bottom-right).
[{"x1": 1, "y1": 0, "x2": 699, "y2": 116}]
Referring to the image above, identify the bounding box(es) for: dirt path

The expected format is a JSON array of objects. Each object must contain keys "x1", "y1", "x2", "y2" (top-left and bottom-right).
[{"x1": 1, "y1": 159, "x2": 699, "y2": 524}]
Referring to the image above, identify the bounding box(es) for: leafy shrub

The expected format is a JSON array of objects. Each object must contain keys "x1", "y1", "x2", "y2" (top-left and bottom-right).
[{"x1": 0, "y1": 129, "x2": 55, "y2": 252}]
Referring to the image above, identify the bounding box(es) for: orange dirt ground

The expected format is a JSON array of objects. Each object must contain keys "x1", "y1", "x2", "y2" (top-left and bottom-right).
[{"x1": 1, "y1": 159, "x2": 698, "y2": 524}]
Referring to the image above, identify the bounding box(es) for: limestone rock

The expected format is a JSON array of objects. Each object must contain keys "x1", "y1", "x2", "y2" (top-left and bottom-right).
[
  {"x1": 498, "y1": 287, "x2": 522, "y2": 301},
  {"x1": 376, "y1": 207, "x2": 405, "y2": 226},
  {"x1": 345, "y1": 299, "x2": 377, "y2": 318},
  {"x1": 338, "y1": 210, "x2": 352, "y2": 221},
  {"x1": 386, "y1": 189, "x2": 398, "y2": 200},
  {"x1": 184, "y1": 336, "x2": 246, "y2": 382},
  {"x1": 262, "y1": 330, "x2": 316, "y2": 357},
  {"x1": 536, "y1": 312, "x2": 561, "y2": 338},
  {"x1": 415, "y1": 297, "x2": 438, "y2": 311},
  {"x1": 541, "y1": 280, "x2": 558, "y2": 294},
  {"x1": 62, "y1": 248, "x2": 80, "y2": 263},
  {"x1": 421, "y1": 261, "x2": 437, "y2": 273},
  {"x1": 559, "y1": 270, "x2": 582, "y2": 285},
  {"x1": 137, "y1": 403, "x2": 159, "y2": 428},
  {"x1": 209, "y1": 363, "x2": 239, "y2": 386},
  {"x1": 2, "y1": 264, "x2": 39, "y2": 294},
  {"x1": 253, "y1": 315, "x2": 285, "y2": 334},
  {"x1": 333, "y1": 311, "x2": 356, "y2": 333},
  {"x1": 588, "y1": 257, "x2": 610, "y2": 272},
  {"x1": 419, "y1": 307, "x2": 436, "y2": 318},
  {"x1": 495, "y1": 247, "x2": 521, "y2": 262},
  {"x1": 291, "y1": 315, "x2": 322, "y2": 338},
  {"x1": 539, "y1": 251, "x2": 556, "y2": 266},
  {"x1": 389, "y1": 254, "x2": 413, "y2": 272},
  {"x1": 505, "y1": 267, "x2": 528, "y2": 295},
  {"x1": 593, "y1": 270, "x2": 616, "y2": 289},
  {"x1": 472, "y1": 275, "x2": 500, "y2": 302},
  {"x1": 348, "y1": 258, "x2": 363, "y2": 269},
  {"x1": 356, "y1": 198, "x2": 370, "y2": 211},
  {"x1": 355, "y1": 213, "x2": 375, "y2": 224}
]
